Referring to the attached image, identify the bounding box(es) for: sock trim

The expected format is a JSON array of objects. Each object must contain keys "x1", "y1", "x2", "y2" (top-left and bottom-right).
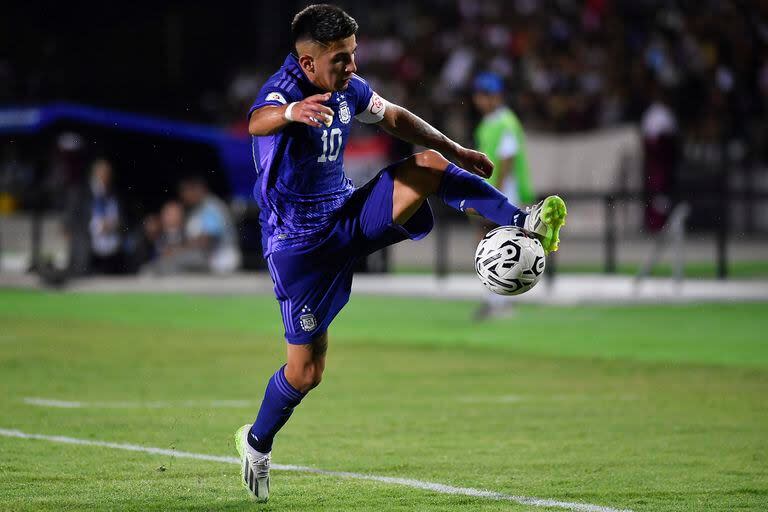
[
  {"x1": 513, "y1": 210, "x2": 528, "y2": 228},
  {"x1": 273, "y1": 365, "x2": 304, "y2": 403}
]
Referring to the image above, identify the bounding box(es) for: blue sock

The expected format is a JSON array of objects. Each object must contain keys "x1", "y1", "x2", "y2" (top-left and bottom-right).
[
  {"x1": 438, "y1": 163, "x2": 527, "y2": 227},
  {"x1": 249, "y1": 365, "x2": 305, "y2": 453}
]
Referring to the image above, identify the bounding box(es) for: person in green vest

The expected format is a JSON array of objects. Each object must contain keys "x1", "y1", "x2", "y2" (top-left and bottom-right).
[
  {"x1": 472, "y1": 72, "x2": 535, "y2": 319},
  {"x1": 472, "y1": 72, "x2": 534, "y2": 206}
]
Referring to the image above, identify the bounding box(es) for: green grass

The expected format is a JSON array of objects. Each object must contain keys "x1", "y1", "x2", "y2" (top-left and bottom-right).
[
  {"x1": 394, "y1": 260, "x2": 768, "y2": 279},
  {"x1": 555, "y1": 260, "x2": 768, "y2": 279},
  {"x1": 0, "y1": 290, "x2": 767, "y2": 511}
]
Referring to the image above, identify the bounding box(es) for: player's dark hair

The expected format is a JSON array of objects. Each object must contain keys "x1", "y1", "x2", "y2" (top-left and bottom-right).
[{"x1": 291, "y1": 4, "x2": 358, "y2": 48}]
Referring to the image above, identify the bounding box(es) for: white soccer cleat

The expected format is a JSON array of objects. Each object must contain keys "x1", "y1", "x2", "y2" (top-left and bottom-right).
[
  {"x1": 234, "y1": 424, "x2": 271, "y2": 502},
  {"x1": 522, "y1": 195, "x2": 567, "y2": 255}
]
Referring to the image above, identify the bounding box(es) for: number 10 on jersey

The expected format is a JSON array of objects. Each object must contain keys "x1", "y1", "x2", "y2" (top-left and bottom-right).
[{"x1": 317, "y1": 128, "x2": 343, "y2": 163}]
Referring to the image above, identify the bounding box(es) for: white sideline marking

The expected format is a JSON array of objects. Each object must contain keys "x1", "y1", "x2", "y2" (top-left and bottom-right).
[
  {"x1": 0, "y1": 428, "x2": 632, "y2": 512},
  {"x1": 22, "y1": 397, "x2": 252, "y2": 409}
]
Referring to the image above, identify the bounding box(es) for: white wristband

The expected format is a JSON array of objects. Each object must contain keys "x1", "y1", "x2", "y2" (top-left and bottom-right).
[{"x1": 284, "y1": 102, "x2": 298, "y2": 122}]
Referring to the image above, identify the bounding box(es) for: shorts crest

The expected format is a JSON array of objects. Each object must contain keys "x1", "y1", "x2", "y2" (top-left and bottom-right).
[{"x1": 299, "y1": 305, "x2": 317, "y2": 332}]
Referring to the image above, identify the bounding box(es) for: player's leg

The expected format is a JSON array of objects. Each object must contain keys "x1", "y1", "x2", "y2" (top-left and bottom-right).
[
  {"x1": 284, "y1": 330, "x2": 327, "y2": 392},
  {"x1": 237, "y1": 331, "x2": 327, "y2": 502},
  {"x1": 391, "y1": 149, "x2": 566, "y2": 253},
  {"x1": 249, "y1": 331, "x2": 326, "y2": 451},
  {"x1": 392, "y1": 149, "x2": 525, "y2": 226}
]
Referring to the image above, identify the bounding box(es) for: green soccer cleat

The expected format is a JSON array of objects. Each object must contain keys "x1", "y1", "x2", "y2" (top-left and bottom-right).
[
  {"x1": 523, "y1": 195, "x2": 567, "y2": 254},
  {"x1": 235, "y1": 424, "x2": 271, "y2": 502}
]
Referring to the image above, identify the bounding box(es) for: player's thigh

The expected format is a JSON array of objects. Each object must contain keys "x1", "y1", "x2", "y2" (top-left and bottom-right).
[
  {"x1": 286, "y1": 330, "x2": 328, "y2": 366},
  {"x1": 267, "y1": 240, "x2": 355, "y2": 344},
  {"x1": 354, "y1": 163, "x2": 434, "y2": 255},
  {"x1": 392, "y1": 150, "x2": 448, "y2": 224}
]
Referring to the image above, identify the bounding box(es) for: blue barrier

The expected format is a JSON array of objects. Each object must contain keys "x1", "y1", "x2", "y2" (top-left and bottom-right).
[{"x1": 0, "y1": 103, "x2": 255, "y2": 199}]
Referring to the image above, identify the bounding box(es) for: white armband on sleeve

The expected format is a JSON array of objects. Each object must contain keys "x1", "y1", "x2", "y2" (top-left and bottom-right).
[{"x1": 354, "y1": 92, "x2": 387, "y2": 124}]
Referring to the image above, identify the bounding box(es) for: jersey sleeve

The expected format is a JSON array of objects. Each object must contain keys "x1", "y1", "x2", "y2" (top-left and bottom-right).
[
  {"x1": 248, "y1": 80, "x2": 300, "y2": 119},
  {"x1": 349, "y1": 74, "x2": 374, "y2": 113},
  {"x1": 497, "y1": 131, "x2": 519, "y2": 159},
  {"x1": 349, "y1": 75, "x2": 387, "y2": 124}
]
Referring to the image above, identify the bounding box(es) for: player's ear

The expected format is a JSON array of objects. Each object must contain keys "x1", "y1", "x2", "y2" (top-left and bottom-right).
[{"x1": 298, "y1": 55, "x2": 315, "y2": 75}]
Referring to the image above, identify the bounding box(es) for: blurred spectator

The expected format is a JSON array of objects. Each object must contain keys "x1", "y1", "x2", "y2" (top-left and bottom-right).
[
  {"x1": 181, "y1": 177, "x2": 241, "y2": 273},
  {"x1": 641, "y1": 84, "x2": 679, "y2": 232},
  {"x1": 157, "y1": 200, "x2": 186, "y2": 255},
  {"x1": 87, "y1": 159, "x2": 123, "y2": 273},
  {"x1": 59, "y1": 157, "x2": 124, "y2": 275},
  {"x1": 145, "y1": 177, "x2": 240, "y2": 274},
  {"x1": 126, "y1": 213, "x2": 162, "y2": 273},
  {"x1": 472, "y1": 72, "x2": 534, "y2": 205},
  {"x1": 59, "y1": 146, "x2": 116, "y2": 275}
]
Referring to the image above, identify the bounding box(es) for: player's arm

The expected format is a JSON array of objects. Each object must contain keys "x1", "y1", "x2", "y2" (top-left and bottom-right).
[
  {"x1": 377, "y1": 101, "x2": 494, "y2": 178},
  {"x1": 495, "y1": 157, "x2": 513, "y2": 187},
  {"x1": 248, "y1": 93, "x2": 335, "y2": 136}
]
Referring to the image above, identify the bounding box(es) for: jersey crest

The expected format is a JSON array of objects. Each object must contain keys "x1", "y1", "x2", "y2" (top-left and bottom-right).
[{"x1": 338, "y1": 100, "x2": 351, "y2": 124}]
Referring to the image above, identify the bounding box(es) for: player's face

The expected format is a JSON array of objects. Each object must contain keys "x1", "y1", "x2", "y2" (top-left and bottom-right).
[
  {"x1": 313, "y1": 35, "x2": 358, "y2": 92},
  {"x1": 472, "y1": 92, "x2": 491, "y2": 114},
  {"x1": 472, "y1": 92, "x2": 500, "y2": 115}
]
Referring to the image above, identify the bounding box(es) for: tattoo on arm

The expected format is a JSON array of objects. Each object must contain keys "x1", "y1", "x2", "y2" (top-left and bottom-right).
[{"x1": 380, "y1": 104, "x2": 459, "y2": 158}]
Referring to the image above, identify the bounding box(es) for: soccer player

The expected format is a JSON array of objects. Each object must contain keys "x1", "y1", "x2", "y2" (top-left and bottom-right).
[
  {"x1": 235, "y1": 4, "x2": 566, "y2": 501},
  {"x1": 471, "y1": 72, "x2": 535, "y2": 319}
]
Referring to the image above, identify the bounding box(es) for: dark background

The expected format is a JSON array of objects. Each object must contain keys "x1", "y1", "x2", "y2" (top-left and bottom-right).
[{"x1": 1, "y1": 1, "x2": 299, "y2": 120}]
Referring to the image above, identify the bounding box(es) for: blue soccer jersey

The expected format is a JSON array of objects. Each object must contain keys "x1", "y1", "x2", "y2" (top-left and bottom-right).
[{"x1": 249, "y1": 54, "x2": 377, "y2": 255}]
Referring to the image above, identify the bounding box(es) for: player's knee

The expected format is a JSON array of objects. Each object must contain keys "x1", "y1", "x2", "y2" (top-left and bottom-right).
[
  {"x1": 412, "y1": 149, "x2": 448, "y2": 171},
  {"x1": 301, "y1": 365, "x2": 323, "y2": 392},
  {"x1": 396, "y1": 150, "x2": 446, "y2": 197},
  {"x1": 307, "y1": 367, "x2": 323, "y2": 390},
  {"x1": 287, "y1": 363, "x2": 323, "y2": 393}
]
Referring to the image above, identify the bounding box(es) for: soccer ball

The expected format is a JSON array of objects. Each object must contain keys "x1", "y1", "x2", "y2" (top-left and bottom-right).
[{"x1": 474, "y1": 227, "x2": 545, "y2": 296}]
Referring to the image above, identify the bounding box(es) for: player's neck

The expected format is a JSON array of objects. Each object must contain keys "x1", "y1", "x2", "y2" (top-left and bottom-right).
[{"x1": 484, "y1": 105, "x2": 507, "y2": 120}]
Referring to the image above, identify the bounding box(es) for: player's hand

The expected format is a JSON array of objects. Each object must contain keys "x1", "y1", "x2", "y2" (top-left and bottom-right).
[
  {"x1": 288, "y1": 93, "x2": 334, "y2": 128},
  {"x1": 454, "y1": 147, "x2": 494, "y2": 179}
]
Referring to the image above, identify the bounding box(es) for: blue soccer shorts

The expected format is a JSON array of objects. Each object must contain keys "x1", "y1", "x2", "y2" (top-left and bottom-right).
[{"x1": 265, "y1": 163, "x2": 434, "y2": 344}]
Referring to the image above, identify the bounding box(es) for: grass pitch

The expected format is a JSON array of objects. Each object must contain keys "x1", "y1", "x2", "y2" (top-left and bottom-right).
[{"x1": 0, "y1": 289, "x2": 766, "y2": 511}]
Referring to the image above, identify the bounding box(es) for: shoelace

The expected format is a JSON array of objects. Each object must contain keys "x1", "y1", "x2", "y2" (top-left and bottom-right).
[{"x1": 251, "y1": 454, "x2": 271, "y2": 479}]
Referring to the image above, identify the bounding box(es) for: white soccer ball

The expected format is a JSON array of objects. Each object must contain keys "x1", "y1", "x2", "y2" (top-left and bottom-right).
[{"x1": 474, "y1": 227, "x2": 546, "y2": 296}]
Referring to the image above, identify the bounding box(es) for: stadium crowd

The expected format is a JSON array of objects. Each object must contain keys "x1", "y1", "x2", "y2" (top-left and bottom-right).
[
  {"x1": 392, "y1": 0, "x2": 762, "y2": 152},
  {"x1": 223, "y1": 0, "x2": 767, "y2": 159}
]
